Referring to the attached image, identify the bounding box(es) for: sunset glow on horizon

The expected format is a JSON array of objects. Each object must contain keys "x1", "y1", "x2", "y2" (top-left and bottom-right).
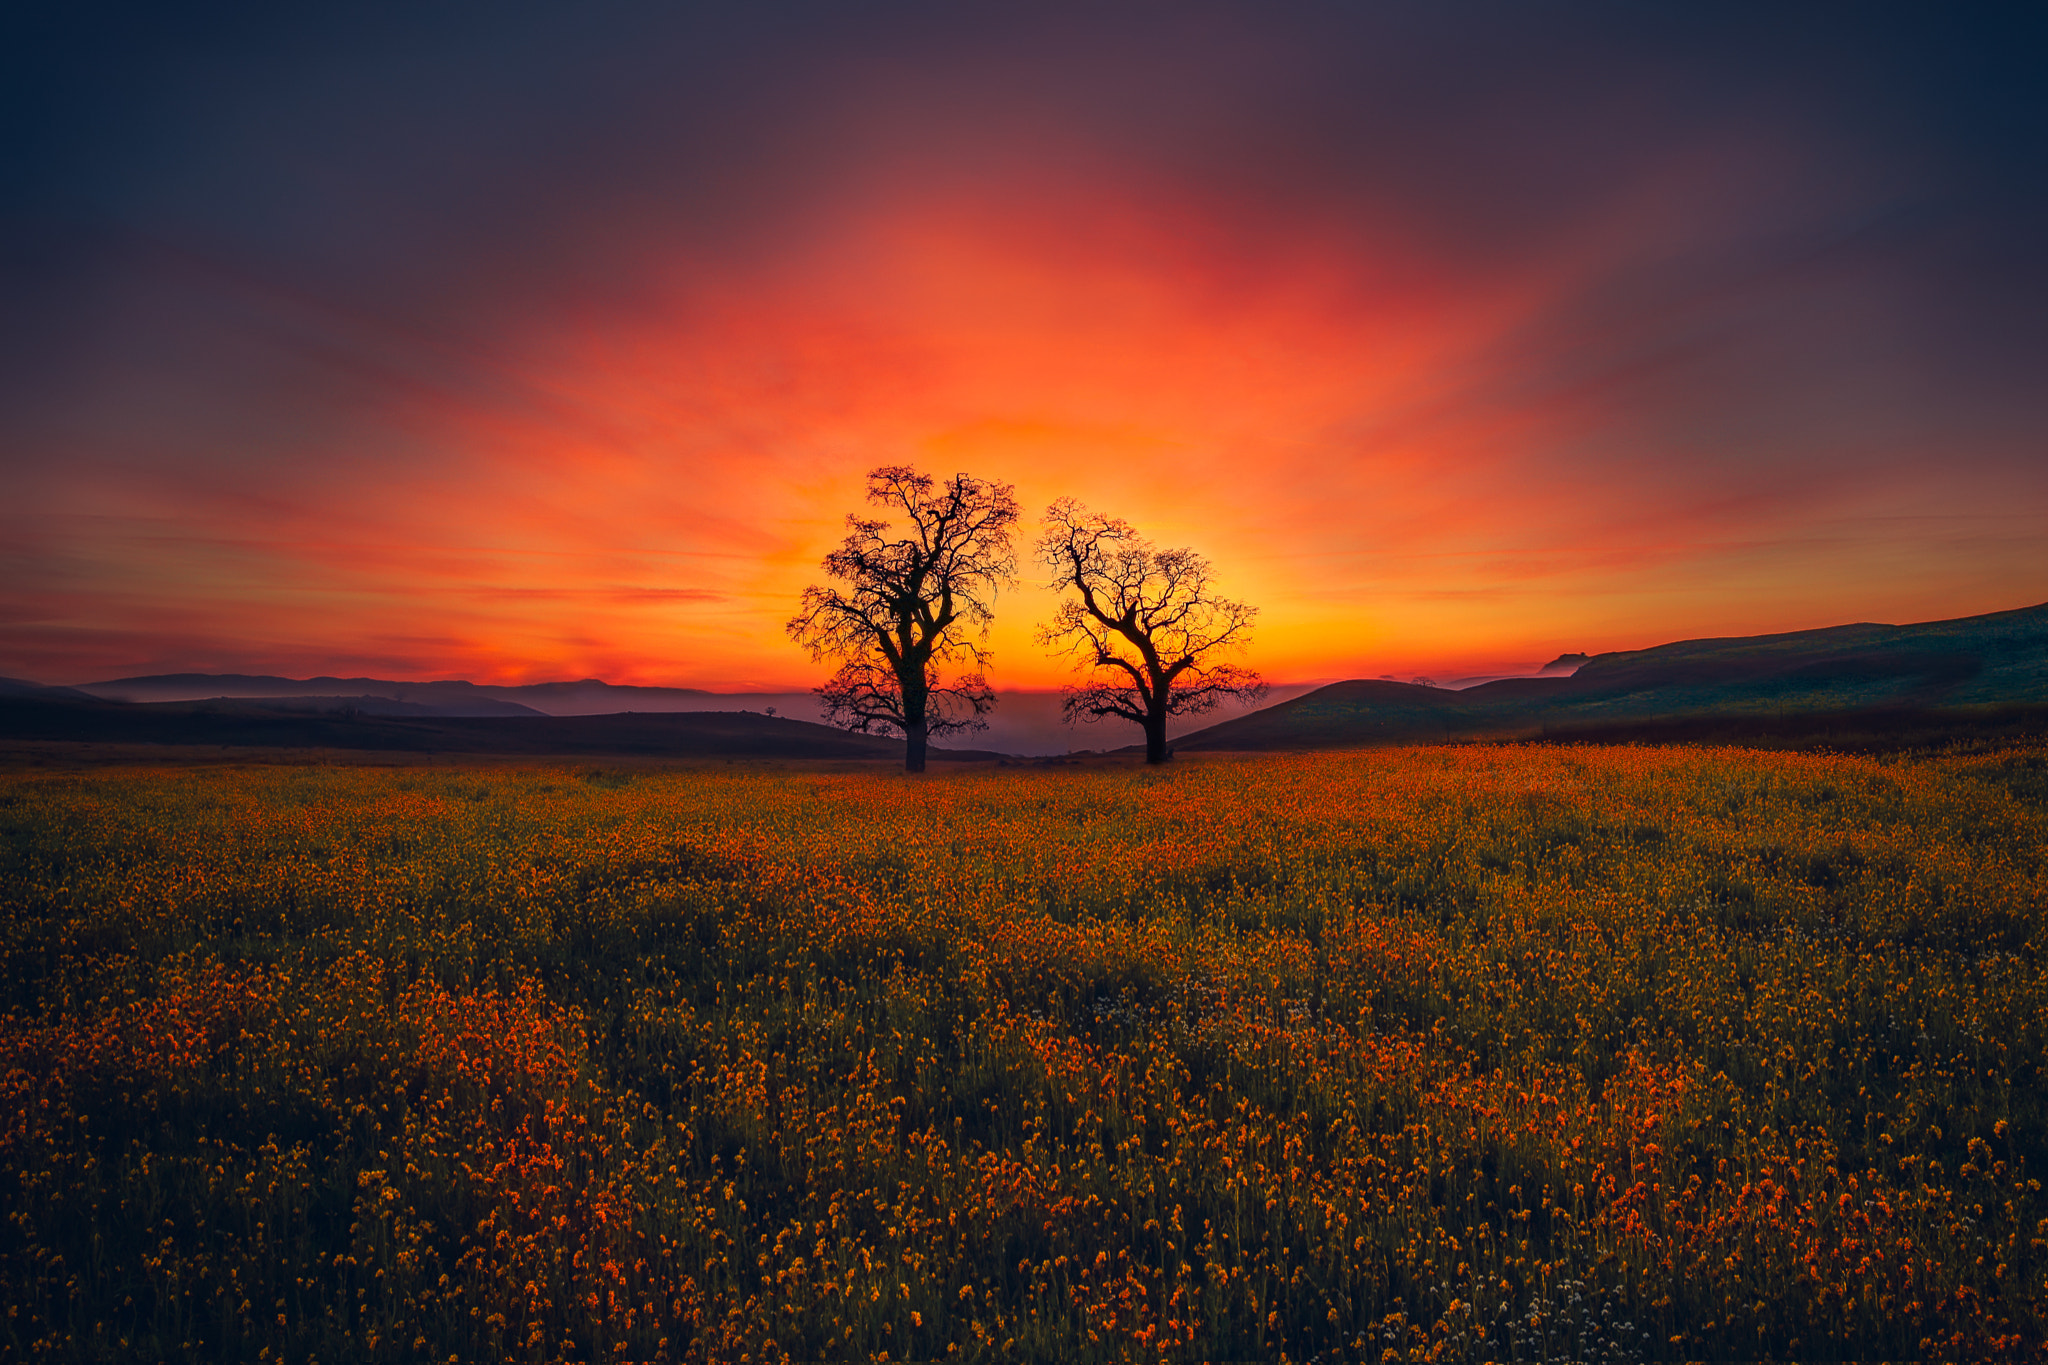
[{"x1": 5, "y1": 4, "x2": 2044, "y2": 690}]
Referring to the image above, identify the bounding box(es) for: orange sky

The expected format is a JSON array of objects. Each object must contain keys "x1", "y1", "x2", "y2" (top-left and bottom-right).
[{"x1": 5, "y1": 5, "x2": 2045, "y2": 689}]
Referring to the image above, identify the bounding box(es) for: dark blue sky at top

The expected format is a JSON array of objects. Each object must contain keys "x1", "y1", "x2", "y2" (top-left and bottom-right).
[{"x1": 7, "y1": 1, "x2": 2045, "y2": 402}]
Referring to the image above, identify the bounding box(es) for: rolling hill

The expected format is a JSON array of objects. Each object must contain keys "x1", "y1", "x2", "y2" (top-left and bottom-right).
[
  {"x1": 63, "y1": 674, "x2": 1308, "y2": 755},
  {"x1": 0, "y1": 693, "x2": 1000, "y2": 761},
  {"x1": 1176, "y1": 600, "x2": 2048, "y2": 751},
  {"x1": 10, "y1": 601, "x2": 2044, "y2": 760},
  {"x1": 72, "y1": 673, "x2": 762, "y2": 717}
]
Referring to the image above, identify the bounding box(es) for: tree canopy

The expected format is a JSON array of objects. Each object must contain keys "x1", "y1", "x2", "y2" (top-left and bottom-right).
[
  {"x1": 787, "y1": 467, "x2": 1018, "y2": 771},
  {"x1": 1037, "y1": 498, "x2": 1265, "y2": 763}
]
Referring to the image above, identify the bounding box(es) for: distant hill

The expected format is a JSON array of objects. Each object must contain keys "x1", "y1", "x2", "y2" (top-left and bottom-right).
[
  {"x1": 0, "y1": 695, "x2": 1000, "y2": 761},
  {"x1": 67, "y1": 674, "x2": 1310, "y2": 755},
  {"x1": 0, "y1": 677, "x2": 98, "y2": 701},
  {"x1": 22, "y1": 601, "x2": 2044, "y2": 759},
  {"x1": 74, "y1": 673, "x2": 767, "y2": 717},
  {"x1": 156, "y1": 694, "x2": 550, "y2": 719},
  {"x1": 1177, "y1": 600, "x2": 2048, "y2": 751}
]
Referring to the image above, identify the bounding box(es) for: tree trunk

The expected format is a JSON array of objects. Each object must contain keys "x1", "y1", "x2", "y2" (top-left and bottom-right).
[
  {"x1": 904, "y1": 715, "x2": 928, "y2": 772},
  {"x1": 1143, "y1": 710, "x2": 1169, "y2": 764}
]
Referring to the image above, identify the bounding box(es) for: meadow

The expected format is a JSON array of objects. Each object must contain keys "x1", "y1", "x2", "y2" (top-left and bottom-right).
[{"x1": 1, "y1": 742, "x2": 2045, "y2": 1363}]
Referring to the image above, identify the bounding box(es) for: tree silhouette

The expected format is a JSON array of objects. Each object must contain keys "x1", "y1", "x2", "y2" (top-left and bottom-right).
[
  {"x1": 1037, "y1": 498, "x2": 1266, "y2": 764},
  {"x1": 788, "y1": 467, "x2": 1018, "y2": 771}
]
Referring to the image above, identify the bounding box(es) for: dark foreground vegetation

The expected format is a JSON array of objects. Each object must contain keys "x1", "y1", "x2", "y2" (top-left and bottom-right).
[{"x1": 2, "y1": 744, "x2": 2046, "y2": 1362}]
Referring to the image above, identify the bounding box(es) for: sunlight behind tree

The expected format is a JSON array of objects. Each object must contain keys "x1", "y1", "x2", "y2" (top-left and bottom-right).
[
  {"x1": 1037, "y1": 497, "x2": 1266, "y2": 763},
  {"x1": 788, "y1": 467, "x2": 1018, "y2": 770}
]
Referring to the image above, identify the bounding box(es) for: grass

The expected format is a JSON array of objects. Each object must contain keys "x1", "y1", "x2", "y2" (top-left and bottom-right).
[{"x1": 1, "y1": 742, "x2": 2045, "y2": 1362}]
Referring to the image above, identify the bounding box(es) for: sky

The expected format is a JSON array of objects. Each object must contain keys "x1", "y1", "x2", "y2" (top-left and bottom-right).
[{"x1": 4, "y1": 1, "x2": 2045, "y2": 690}]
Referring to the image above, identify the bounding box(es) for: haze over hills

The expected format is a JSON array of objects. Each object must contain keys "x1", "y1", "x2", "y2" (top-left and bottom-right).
[
  {"x1": 1437, "y1": 654, "x2": 1589, "y2": 689},
  {"x1": 165, "y1": 693, "x2": 552, "y2": 719},
  {"x1": 1175, "y1": 601, "x2": 2048, "y2": 752},
  {"x1": 5, "y1": 601, "x2": 2040, "y2": 760},
  {"x1": 0, "y1": 677, "x2": 95, "y2": 701},
  {"x1": 74, "y1": 674, "x2": 800, "y2": 717},
  {"x1": 65, "y1": 675, "x2": 1316, "y2": 755},
  {"x1": 0, "y1": 693, "x2": 1006, "y2": 762}
]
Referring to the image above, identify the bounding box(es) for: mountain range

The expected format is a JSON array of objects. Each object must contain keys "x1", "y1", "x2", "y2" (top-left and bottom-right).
[
  {"x1": 2, "y1": 601, "x2": 2041, "y2": 760},
  {"x1": 69, "y1": 673, "x2": 811, "y2": 718},
  {"x1": 0, "y1": 691, "x2": 1005, "y2": 762},
  {"x1": 49, "y1": 675, "x2": 1309, "y2": 755}
]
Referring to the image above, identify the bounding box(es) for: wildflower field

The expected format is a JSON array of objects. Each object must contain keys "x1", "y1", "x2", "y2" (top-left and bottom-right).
[{"x1": 3, "y1": 742, "x2": 2047, "y2": 1364}]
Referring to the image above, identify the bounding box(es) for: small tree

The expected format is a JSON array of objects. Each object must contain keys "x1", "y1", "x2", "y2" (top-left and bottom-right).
[
  {"x1": 788, "y1": 466, "x2": 1019, "y2": 771},
  {"x1": 1037, "y1": 498, "x2": 1266, "y2": 764}
]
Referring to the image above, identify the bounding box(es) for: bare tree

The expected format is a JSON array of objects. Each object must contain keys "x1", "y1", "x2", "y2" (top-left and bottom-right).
[
  {"x1": 1037, "y1": 498, "x2": 1266, "y2": 764},
  {"x1": 787, "y1": 467, "x2": 1019, "y2": 771}
]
